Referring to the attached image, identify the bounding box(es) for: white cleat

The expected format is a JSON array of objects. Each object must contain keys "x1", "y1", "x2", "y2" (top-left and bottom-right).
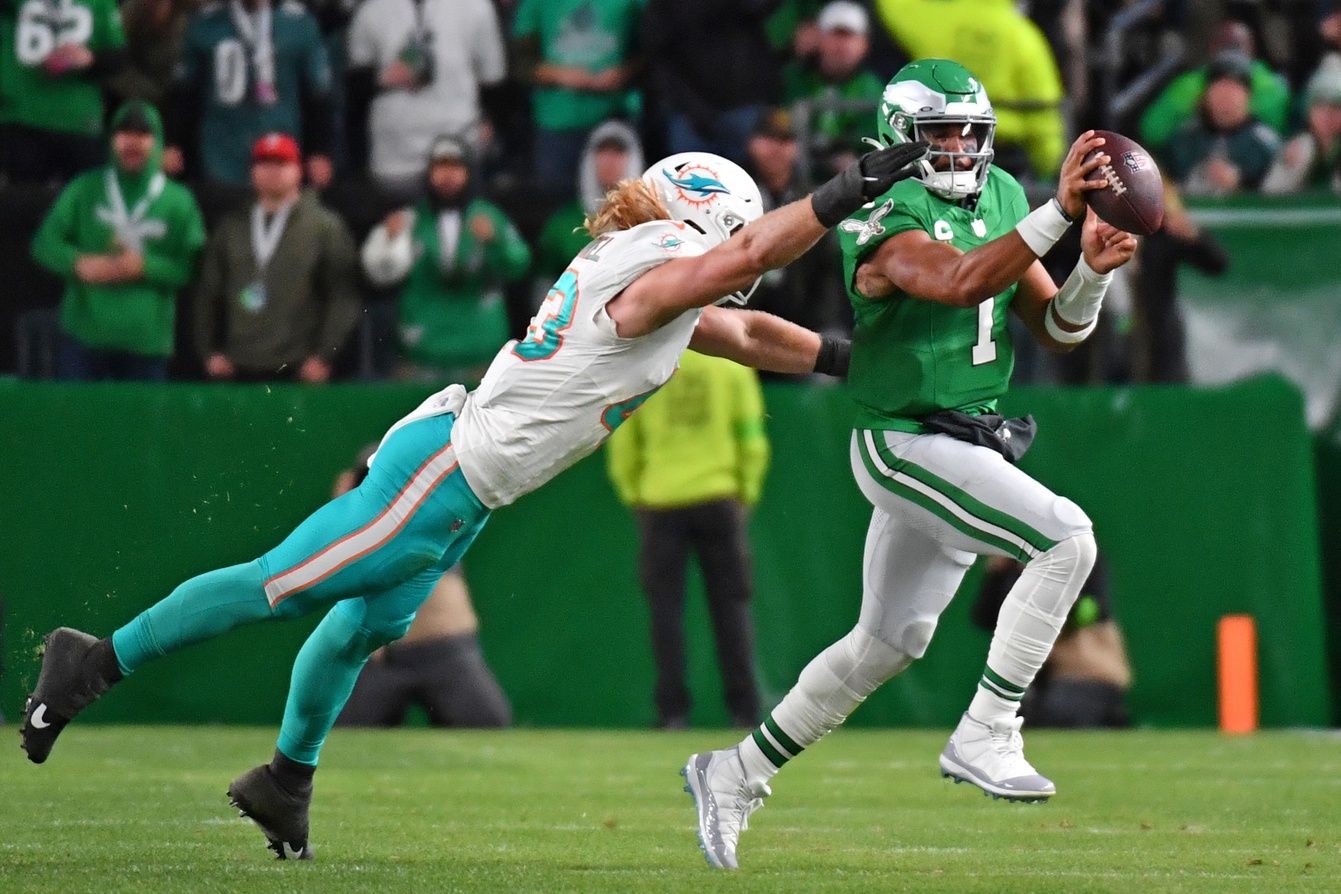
[
  {"x1": 680, "y1": 747, "x2": 770, "y2": 869},
  {"x1": 939, "y1": 712, "x2": 1055, "y2": 802}
]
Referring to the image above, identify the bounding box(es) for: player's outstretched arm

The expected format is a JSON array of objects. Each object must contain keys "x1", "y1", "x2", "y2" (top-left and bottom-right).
[
  {"x1": 609, "y1": 142, "x2": 929, "y2": 337},
  {"x1": 855, "y1": 131, "x2": 1112, "y2": 306},
  {"x1": 689, "y1": 305, "x2": 849, "y2": 376}
]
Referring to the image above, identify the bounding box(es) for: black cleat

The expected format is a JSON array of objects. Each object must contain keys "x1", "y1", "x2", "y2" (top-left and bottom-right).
[
  {"x1": 227, "y1": 765, "x2": 314, "y2": 860},
  {"x1": 21, "y1": 628, "x2": 120, "y2": 764}
]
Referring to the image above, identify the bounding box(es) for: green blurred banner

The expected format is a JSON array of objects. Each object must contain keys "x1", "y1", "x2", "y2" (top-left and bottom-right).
[
  {"x1": 1184, "y1": 194, "x2": 1341, "y2": 429},
  {"x1": 0, "y1": 376, "x2": 1330, "y2": 729}
]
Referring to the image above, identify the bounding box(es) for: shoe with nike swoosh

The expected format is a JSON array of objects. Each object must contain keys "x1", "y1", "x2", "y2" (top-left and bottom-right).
[
  {"x1": 21, "y1": 628, "x2": 121, "y2": 764},
  {"x1": 227, "y1": 765, "x2": 314, "y2": 860}
]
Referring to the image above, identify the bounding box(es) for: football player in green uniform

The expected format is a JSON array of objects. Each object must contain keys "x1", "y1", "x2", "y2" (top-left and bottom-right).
[{"x1": 682, "y1": 59, "x2": 1138, "y2": 870}]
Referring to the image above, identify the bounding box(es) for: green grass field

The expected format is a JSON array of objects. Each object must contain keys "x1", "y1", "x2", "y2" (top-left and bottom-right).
[{"x1": 1, "y1": 726, "x2": 1338, "y2": 892}]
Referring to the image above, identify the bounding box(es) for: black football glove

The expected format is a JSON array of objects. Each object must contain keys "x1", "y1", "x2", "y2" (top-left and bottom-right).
[{"x1": 811, "y1": 141, "x2": 930, "y2": 228}]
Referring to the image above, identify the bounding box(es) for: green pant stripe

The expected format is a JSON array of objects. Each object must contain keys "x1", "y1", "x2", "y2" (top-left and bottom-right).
[
  {"x1": 979, "y1": 677, "x2": 1023, "y2": 702},
  {"x1": 867, "y1": 432, "x2": 1056, "y2": 554},
  {"x1": 764, "y1": 716, "x2": 803, "y2": 757},
  {"x1": 752, "y1": 728, "x2": 788, "y2": 768},
  {"x1": 984, "y1": 665, "x2": 1027, "y2": 695},
  {"x1": 857, "y1": 436, "x2": 1029, "y2": 561}
]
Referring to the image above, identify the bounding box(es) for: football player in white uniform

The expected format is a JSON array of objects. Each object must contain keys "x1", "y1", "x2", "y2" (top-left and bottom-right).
[{"x1": 21, "y1": 141, "x2": 930, "y2": 860}]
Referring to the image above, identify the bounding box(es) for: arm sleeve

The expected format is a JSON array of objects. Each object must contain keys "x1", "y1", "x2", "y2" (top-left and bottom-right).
[
  {"x1": 360, "y1": 219, "x2": 415, "y2": 286},
  {"x1": 344, "y1": 14, "x2": 378, "y2": 173},
  {"x1": 733, "y1": 367, "x2": 770, "y2": 506},
  {"x1": 483, "y1": 207, "x2": 532, "y2": 281},
  {"x1": 604, "y1": 414, "x2": 643, "y2": 506},
  {"x1": 472, "y1": 0, "x2": 508, "y2": 87},
  {"x1": 193, "y1": 233, "x2": 228, "y2": 359},
  {"x1": 30, "y1": 185, "x2": 83, "y2": 278},
  {"x1": 312, "y1": 216, "x2": 365, "y2": 360},
  {"x1": 1251, "y1": 67, "x2": 1292, "y2": 134},
  {"x1": 299, "y1": 16, "x2": 336, "y2": 156},
  {"x1": 93, "y1": 0, "x2": 128, "y2": 51},
  {"x1": 140, "y1": 194, "x2": 207, "y2": 289},
  {"x1": 166, "y1": 23, "x2": 204, "y2": 151}
]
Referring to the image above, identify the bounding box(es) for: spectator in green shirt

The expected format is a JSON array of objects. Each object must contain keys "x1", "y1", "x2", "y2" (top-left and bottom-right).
[
  {"x1": 782, "y1": 1, "x2": 883, "y2": 177},
  {"x1": 30, "y1": 101, "x2": 205, "y2": 380},
  {"x1": 1165, "y1": 52, "x2": 1282, "y2": 196},
  {"x1": 360, "y1": 135, "x2": 532, "y2": 383},
  {"x1": 606, "y1": 349, "x2": 770, "y2": 729},
  {"x1": 0, "y1": 0, "x2": 127, "y2": 183},
  {"x1": 511, "y1": 0, "x2": 645, "y2": 197},
  {"x1": 1139, "y1": 22, "x2": 1291, "y2": 156},
  {"x1": 534, "y1": 120, "x2": 644, "y2": 290},
  {"x1": 1262, "y1": 55, "x2": 1341, "y2": 196}
]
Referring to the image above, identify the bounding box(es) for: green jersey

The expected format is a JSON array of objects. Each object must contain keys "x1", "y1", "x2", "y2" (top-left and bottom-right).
[
  {"x1": 512, "y1": 0, "x2": 643, "y2": 131},
  {"x1": 177, "y1": 0, "x2": 330, "y2": 184},
  {"x1": 0, "y1": 0, "x2": 126, "y2": 135},
  {"x1": 398, "y1": 197, "x2": 532, "y2": 373},
  {"x1": 839, "y1": 166, "x2": 1030, "y2": 429}
]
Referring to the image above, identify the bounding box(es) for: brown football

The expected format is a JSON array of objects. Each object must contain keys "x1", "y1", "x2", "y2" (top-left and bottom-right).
[{"x1": 1082, "y1": 130, "x2": 1164, "y2": 235}]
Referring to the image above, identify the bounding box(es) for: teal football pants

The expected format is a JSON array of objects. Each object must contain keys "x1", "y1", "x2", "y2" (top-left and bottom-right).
[{"x1": 111, "y1": 413, "x2": 490, "y2": 764}]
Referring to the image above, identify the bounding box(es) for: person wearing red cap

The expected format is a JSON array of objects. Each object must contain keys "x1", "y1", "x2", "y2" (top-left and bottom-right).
[{"x1": 193, "y1": 131, "x2": 360, "y2": 382}]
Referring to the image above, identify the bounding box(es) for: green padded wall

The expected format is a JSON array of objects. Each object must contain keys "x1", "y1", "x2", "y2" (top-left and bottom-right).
[{"x1": 0, "y1": 376, "x2": 1329, "y2": 729}]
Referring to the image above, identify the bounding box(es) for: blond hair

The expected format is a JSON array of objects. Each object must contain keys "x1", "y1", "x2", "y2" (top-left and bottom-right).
[{"x1": 583, "y1": 178, "x2": 671, "y2": 237}]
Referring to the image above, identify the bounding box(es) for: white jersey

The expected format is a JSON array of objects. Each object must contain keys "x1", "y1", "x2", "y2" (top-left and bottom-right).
[{"x1": 448, "y1": 220, "x2": 709, "y2": 508}]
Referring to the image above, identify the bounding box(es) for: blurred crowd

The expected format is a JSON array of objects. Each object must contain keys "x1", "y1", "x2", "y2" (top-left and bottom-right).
[{"x1": 2, "y1": 0, "x2": 1339, "y2": 384}]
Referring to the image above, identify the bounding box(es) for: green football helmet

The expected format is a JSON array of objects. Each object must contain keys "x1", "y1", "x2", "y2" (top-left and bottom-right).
[{"x1": 875, "y1": 59, "x2": 996, "y2": 201}]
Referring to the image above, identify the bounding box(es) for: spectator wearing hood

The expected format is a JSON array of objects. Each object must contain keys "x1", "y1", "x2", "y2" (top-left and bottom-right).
[
  {"x1": 1262, "y1": 56, "x2": 1341, "y2": 195},
  {"x1": 1165, "y1": 51, "x2": 1282, "y2": 195},
  {"x1": 194, "y1": 132, "x2": 361, "y2": 382},
  {"x1": 31, "y1": 101, "x2": 205, "y2": 381},
  {"x1": 511, "y1": 0, "x2": 645, "y2": 197},
  {"x1": 0, "y1": 0, "x2": 128, "y2": 183},
  {"x1": 361, "y1": 135, "x2": 531, "y2": 382},
  {"x1": 1140, "y1": 22, "x2": 1291, "y2": 155},
  {"x1": 533, "y1": 121, "x2": 643, "y2": 289}
]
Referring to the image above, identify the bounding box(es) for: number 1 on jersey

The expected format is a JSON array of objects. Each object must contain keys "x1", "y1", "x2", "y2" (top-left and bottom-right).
[{"x1": 972, "y1": 297, "x2": 997, "y2": 366}]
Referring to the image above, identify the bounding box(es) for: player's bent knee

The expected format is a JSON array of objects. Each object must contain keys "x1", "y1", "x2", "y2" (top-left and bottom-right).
[
  {"x1": 844, "y1": 625, "x2": 914, "y2": 684},
  {"x1": 1050, "y1": 496, "x2": 1093, "y2": 541},
  {"x1": 897, "y1": 618, "x2": 938, "y2": 661}
]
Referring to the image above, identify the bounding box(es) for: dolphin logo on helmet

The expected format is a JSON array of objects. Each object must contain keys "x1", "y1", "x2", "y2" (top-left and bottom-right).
[{"x1": 642, "y1": 152, "x2": 764, "y2": 305}]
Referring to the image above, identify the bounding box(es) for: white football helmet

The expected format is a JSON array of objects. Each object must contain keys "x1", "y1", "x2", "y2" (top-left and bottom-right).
[{"x1": 642, "y1": 152, "x2": 764, "y2": 305}]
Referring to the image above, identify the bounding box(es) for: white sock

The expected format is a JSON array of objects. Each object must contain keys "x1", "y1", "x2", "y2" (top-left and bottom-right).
[
  {"x1": 968, "y1": 533, "x2": 1097, "y2": 725},
  {"x1": 737, "y1": 627, "x2": 910, "y2": 787}
]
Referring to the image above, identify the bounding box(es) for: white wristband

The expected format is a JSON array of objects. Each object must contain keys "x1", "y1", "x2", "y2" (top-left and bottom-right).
[
  {"x1": 1044, "y1": 256, "x2": 1112, "y2": 344},
  {"x1": 1015, "y1": 198, "x2": 1074, "y2": 257},
  {"x1": 1044, "y1": 304, "x2": 1098, "y2": 344},
  {"x1": 1052, "y1": 255, "x2": 1112, "y2": 326}
]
